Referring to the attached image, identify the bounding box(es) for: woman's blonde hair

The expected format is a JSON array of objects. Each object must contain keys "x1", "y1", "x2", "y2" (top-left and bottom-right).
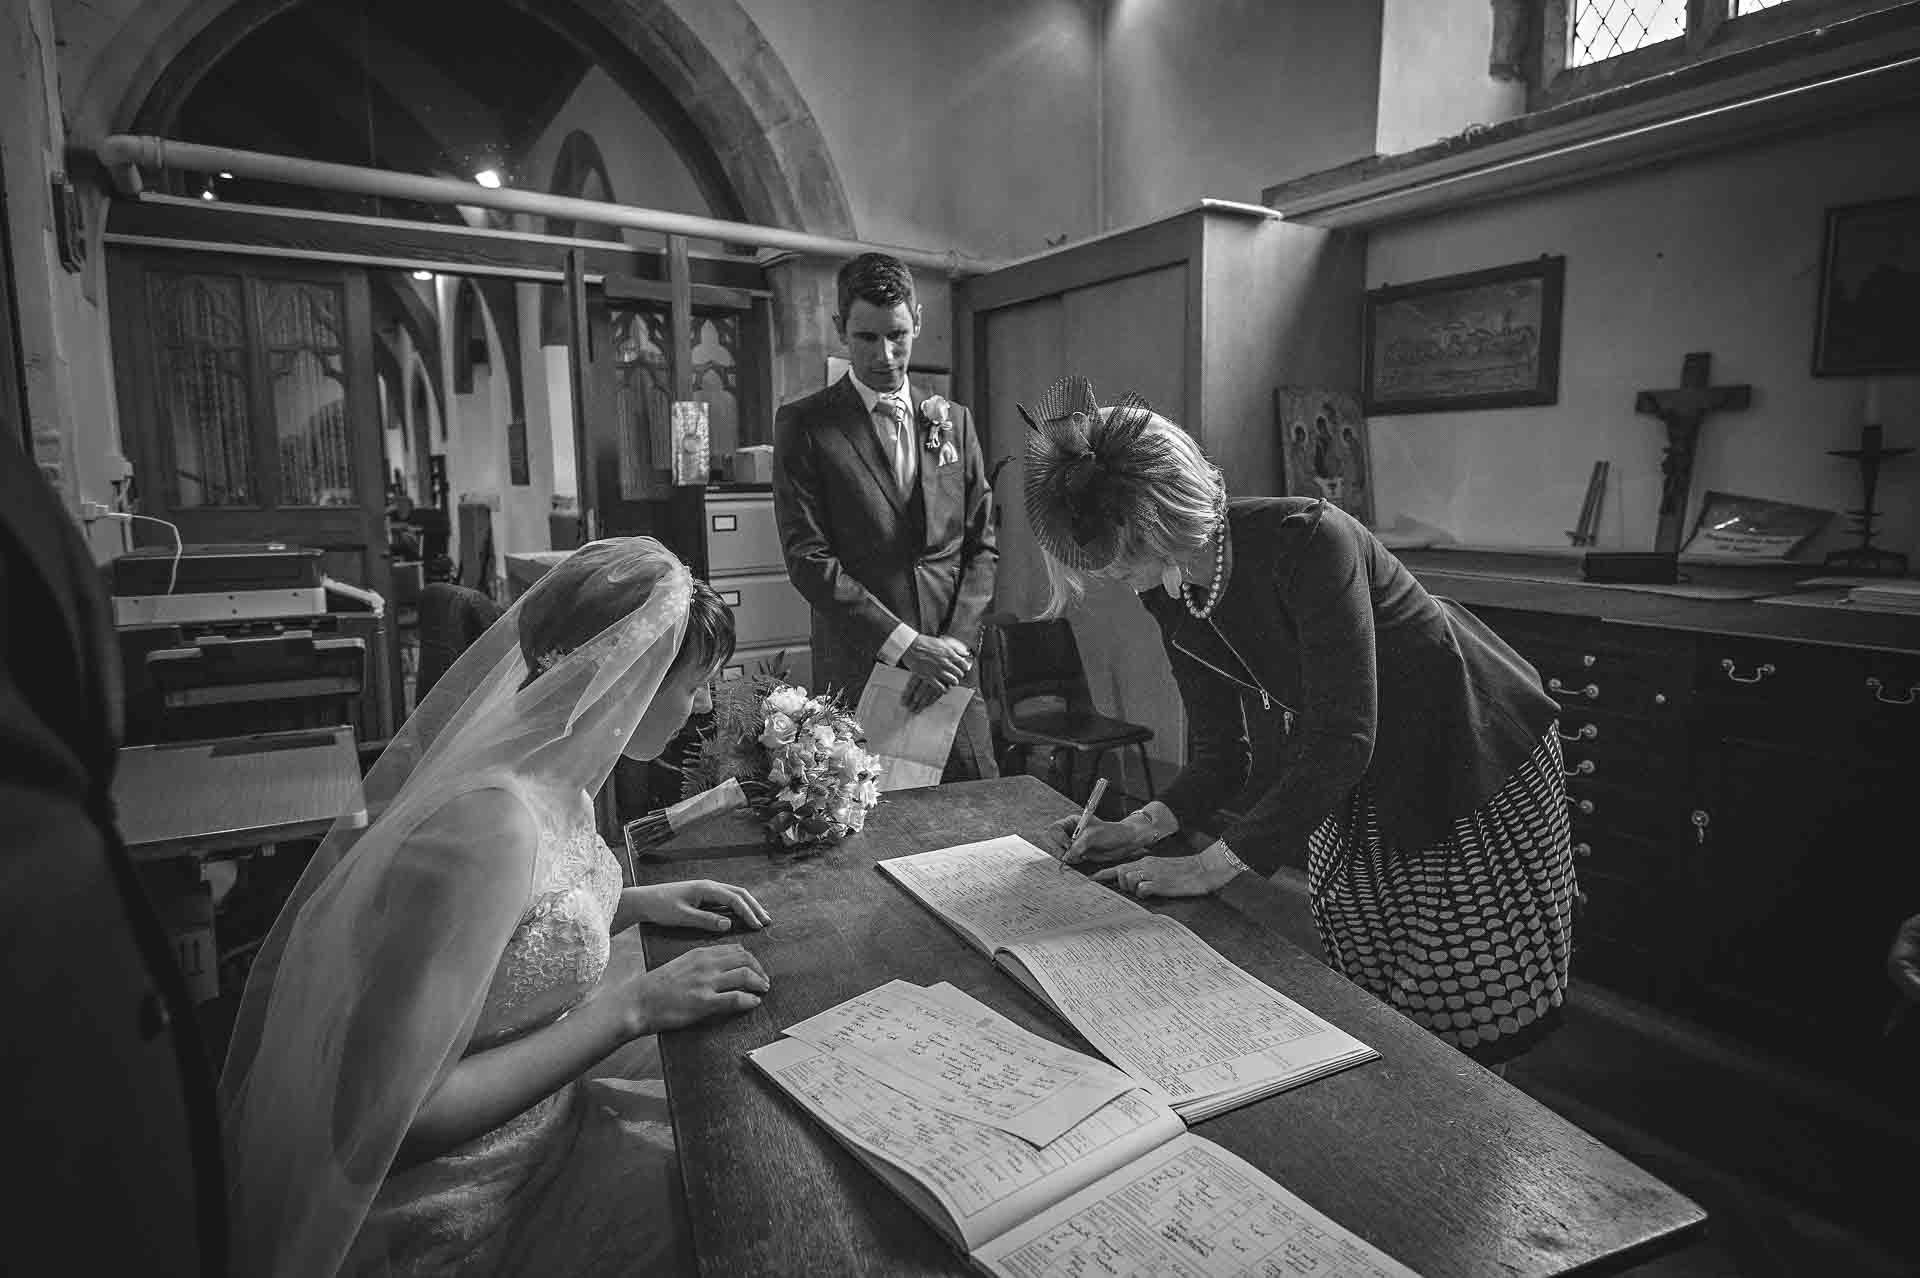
[{"x1": 1038, "y1": 408, "x2": 1224, "y2": 617}]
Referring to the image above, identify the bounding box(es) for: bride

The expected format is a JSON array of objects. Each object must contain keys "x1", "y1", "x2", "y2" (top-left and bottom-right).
[{"x1": 221, "y1": 538, "x2": 772, "y2": 1276}]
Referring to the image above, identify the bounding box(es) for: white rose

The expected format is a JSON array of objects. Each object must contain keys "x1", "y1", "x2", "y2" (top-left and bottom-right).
[
  {"x1": 856, "y1": 777, "x2": 881, "y2": 808},
  {"x1": 759, "y1": 712, "x2": 798, "y2": 749},
  {"x1": 767, "y1": 685, "x2": 808, "y2": 716},
  {"x1": 808, "y1": 723, "x2": 836, "y2": 751}
]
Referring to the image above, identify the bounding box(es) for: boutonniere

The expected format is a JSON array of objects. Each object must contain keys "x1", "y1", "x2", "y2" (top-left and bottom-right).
[{"x1": 920, "y1": 396, "x2": 960, "y2": 467}]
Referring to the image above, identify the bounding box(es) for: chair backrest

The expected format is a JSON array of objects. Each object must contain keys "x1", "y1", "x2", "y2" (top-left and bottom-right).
[
  {"x1": 985, "y1": 617, "x2": 1097, "y2": 725},
  {"x1": 414, "y1": 582, "x2": 503, "y2": 702}
]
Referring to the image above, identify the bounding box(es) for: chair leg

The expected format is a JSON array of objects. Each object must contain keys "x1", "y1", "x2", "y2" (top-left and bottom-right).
[
  {"x1": 1134, "y1": 743, "x2": 1156, "y2": 800},
  {"x1": 1085, "y1": 749, "x2": 1111, "y2": 808}
]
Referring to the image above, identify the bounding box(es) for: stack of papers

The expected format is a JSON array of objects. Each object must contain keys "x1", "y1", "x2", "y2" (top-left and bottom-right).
[{"x1": 1846, "y1": 580, "x2": 1920, "y2": 612}]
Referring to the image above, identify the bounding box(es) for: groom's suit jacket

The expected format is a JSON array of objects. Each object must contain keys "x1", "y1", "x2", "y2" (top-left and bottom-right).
[{"x1": 772, "y1": 374, "x2": 998, "y2": 705}]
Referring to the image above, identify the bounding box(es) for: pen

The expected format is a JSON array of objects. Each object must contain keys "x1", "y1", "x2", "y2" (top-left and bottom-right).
[{"x1": 1062, "y1": 776, "x2": 1108, "y2": 873}]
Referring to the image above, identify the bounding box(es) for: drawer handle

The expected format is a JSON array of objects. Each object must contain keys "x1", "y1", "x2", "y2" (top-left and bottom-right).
[
  {"x1": 711, "y1": 514, "x2": 738, "y2": 532},
  {"x1": 1548, "y1": 678, "x2": 1599, "y2": 700},
  {"x1": 1719, "y1": 658, "x2": 1775, "y2": 684},
  {"x1": 1564, "y1": 759, "x2": 1595, "y2": 778},
  {"x1": 1580, "y1": 654, "x2": 1596, "y2": 668},
  {"x1": 1692, "y1": 809, "x2": 1710, "y2": 844},
  {"x1": 1556, "y1": 723, "x2": 1597, "y2": 742},
  {"x1": 1567, "y1": 797, "x2": 1595, "y2": 815},
  {"x1": 720, "y1": 590, "x2": 742, "y2": 607},
  {"x1": 1866, "y1": 677, "x2": 1918, "y2": 706},
  {"x1": 1573, "y1": 842, "x2": 1592, "y2": 859}
]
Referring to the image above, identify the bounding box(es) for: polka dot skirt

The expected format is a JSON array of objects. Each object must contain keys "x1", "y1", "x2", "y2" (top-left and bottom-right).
[{"x1": 1305, "y1": 727, "x2": 1577, "y2": 1065}]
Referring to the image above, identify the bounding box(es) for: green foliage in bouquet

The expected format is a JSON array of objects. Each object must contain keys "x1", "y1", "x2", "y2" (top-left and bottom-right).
[{"x1": 681, "y1": 651, "x2": 884, "y2": 856}]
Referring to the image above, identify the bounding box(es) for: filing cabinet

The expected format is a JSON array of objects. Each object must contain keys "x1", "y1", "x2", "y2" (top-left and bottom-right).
[{"x1": 656, "y1": 485, "x2": 812, "y2": 691}]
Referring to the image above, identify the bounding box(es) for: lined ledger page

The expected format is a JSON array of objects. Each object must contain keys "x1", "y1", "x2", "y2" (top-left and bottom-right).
[
  {"x1": 999, "y1": 912, "x2": 1377, "y2": 1116},
  {"x1": 748, "y1": 1037, "x2": 1184, "y2": 1253},
  {"x1": 974, "y1": 1133, "x2": 1421, "y2": 1278},
  {"x1": 877, "y1": 836, "x2": 1144, "y2": 955},
  {"x1": 779, "y1": 979, "x2": 1137, "y2": 1146}
]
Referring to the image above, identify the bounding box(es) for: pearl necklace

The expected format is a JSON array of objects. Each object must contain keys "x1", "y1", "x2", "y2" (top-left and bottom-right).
[{"x1": 1182, "y1": 516, "x2": 1232, "y2": 620}]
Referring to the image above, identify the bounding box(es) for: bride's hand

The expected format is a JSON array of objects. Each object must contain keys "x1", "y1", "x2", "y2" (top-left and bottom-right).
[
  {"x1": 623, "y1": 944, "x2": 769, "y2": 1034},
  {"x1": 624, "y1": 880, "x2": 770, "y2": 932}
]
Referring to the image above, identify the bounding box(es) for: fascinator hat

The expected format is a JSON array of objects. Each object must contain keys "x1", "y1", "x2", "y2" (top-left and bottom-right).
[
  {"x1": 1019, "y1": 375, "x2": 1225, "y2": 575},
  {"x1": 220, "y1": 537, "x2": 698, "y2": 1277},
  {"x1": 1018, "y1": 376, "x2": 1158, "y2": 572}
]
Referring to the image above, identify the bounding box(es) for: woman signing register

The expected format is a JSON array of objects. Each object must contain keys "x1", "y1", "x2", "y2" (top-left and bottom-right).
[{"x1": 1024, "y1": 376, "x2": 1576, "y2": 1065}]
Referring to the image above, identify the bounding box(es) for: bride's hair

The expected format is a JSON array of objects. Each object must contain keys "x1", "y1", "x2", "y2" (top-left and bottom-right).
[{"x1": 518, "y1": 560, "x2": 735, "y2": 691}]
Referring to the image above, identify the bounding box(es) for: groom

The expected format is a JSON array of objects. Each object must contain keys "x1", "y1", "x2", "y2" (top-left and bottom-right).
[{"x1": 772, "y1": 252, "x2": 999, "y2": 782}]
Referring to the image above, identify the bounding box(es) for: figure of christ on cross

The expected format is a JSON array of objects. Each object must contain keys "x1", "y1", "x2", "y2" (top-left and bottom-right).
[{"x1": 1634, "y1": 352, "x2": 1752, "y2": 555}]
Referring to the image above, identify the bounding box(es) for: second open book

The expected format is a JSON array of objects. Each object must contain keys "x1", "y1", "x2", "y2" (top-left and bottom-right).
[
  {"x1": 875, "y1": 834, "x2": 1379, "y2": 1122},
  {"x1": 749, "y1": 979, "x2": 1417, "y2": 1276}
]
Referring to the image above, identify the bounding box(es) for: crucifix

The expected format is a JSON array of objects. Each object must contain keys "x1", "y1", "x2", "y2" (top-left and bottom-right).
[{"x1": 1634, "y1": 352, "x2": 1752, "y2": 555}]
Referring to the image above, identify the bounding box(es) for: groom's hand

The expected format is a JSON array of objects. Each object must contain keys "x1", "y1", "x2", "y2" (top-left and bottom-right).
[
  {"x1": 902, "y1": 672, "x2": 946, "y2": 713},
  {"x1": 902, "y1": 634, "x2": 970, "y2": 688}
]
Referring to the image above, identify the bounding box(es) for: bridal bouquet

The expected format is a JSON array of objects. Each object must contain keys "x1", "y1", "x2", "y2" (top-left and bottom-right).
[{"x1": 682, "y1": 656, "x2": 883, "y2": 856}]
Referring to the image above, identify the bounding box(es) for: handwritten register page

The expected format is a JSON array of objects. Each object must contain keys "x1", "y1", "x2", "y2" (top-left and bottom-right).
[
  {"x1": 973, "y1": 1133, "x2": 1420, "y2": 1278},
  {"x1": 876, "y1": 835, "x2": 1146, "y2": 954},
  {"x1": 778, "y1": 978, "x2": 1138, "y2": 1145},
  {"x1": 999, "y1": 912, "x2": 1377, "y2": 1121},
  {"x1": 879, "y1": 836, "x2": 1379, "y2": 1122}
]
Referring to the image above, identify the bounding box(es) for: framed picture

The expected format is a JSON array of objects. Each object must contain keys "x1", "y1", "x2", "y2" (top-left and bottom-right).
[
  {"x1": 1680, "y1": 491, "x2": 1834, "y2": 561},
  {"x1": 1812, "y1": 195, "x2": 1920, "y2": 376},
  {"x1": 1274, "y1": 387, "x2": 1373, "y2": 527},
  {"x1": 1363, "y1": 255, "x2": 1565, "y2": 414}
]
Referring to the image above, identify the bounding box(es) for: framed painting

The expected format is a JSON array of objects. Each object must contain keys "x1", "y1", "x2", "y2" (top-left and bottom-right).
[
  {"x1": 1363, "y1": 255, "x2": 1565, "y2": 414},
  {"x1": 1812, "y1": 194, "x2": 1920, "y2": 376},
  {"x1": 1275, "y1": 387, "x2": 1373, "y2": 528}
]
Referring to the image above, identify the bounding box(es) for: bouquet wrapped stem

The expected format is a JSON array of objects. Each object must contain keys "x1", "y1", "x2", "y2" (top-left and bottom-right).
[{"x1": 620, "y1": 778, "x2": 746, "y2": 873}]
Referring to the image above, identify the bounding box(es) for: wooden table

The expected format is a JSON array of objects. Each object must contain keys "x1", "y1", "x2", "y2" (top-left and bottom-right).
[
  {"x1": 638, "y1": 776, "x2": 1706, "y2": 1277},
  {"x1": 111, "y1": 724, "x2": 368, "y2": 861}
]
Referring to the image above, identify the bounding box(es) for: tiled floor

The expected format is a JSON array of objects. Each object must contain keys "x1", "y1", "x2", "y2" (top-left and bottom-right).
[{"x1": 1259, "y1": 866, "x2": 1920, "y2": 1277}]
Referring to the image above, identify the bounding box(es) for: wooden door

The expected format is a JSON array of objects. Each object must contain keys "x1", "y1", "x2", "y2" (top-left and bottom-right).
[{"x1": 109, "y1": 249, "x2": 396, "y2": 725}]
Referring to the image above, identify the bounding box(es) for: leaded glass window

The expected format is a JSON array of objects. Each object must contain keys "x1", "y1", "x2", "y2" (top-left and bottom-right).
[
  {"x1": 1569, "y1": 0, "x2": 1687, "y2": 67},
  {"x1": 691, "y1": 313, "x2": 741, "y2": 465},
  {"x1": 149, "y1": 271, "x2": 253, "y2": 507},
  {"x1": 263, "y1": 280, "x2": 354, "y2": 506},
  {"x1": 612, "y1": 307, "x2": 671, "y2": 499}
]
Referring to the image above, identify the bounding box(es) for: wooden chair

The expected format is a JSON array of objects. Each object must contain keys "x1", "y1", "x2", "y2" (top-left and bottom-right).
[{"x1": 982, "y1": 617, "x2": 1154, "y2": 805}]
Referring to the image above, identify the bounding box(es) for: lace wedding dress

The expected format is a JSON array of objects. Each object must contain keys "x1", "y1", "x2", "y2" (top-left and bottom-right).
[{"x1": 349, "y1": 806, "x2": 693, "y2": 1277}]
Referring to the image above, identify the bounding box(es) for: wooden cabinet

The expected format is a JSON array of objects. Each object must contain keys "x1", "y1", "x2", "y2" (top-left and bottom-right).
[
  {"x1": 960, "y1": 202, "x2": 1365, "y2": 798},
  {"x1": 1470, "y1": 606, "x2": 1701, "y2": 1006},
  {"x1": 1686, "y1": 636, "x2": 1919, "y2": 1060},
  {"x1": 1441, "y1": 567, "x2": 1920, "y2": 1097}
]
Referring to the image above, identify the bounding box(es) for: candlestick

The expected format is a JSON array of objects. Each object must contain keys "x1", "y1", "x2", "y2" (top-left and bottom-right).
[{"x1": 1864, "y1": 376, "x2": 1882, "y2": 425}]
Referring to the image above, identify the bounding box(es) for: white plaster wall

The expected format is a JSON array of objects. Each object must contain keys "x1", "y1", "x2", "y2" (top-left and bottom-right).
[
  {"x1": 740, "y1": 0, "x2": 1101, "y2": 258},
  {"x1": 1101, "y1": 0, "x2": 1383, "y2": 228},
  {"x1": 1364, "y1": 102, "x2": 1920, "y2": 561},
  {"x1": 1375, "y1": 0, "x2": 1526, "y2": 155},
  {"x1": 516, "y1": 66, "x2": 718, "y2": 250}
]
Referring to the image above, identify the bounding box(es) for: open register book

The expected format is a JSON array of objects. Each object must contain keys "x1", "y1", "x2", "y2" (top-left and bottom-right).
[
  {"x1": 876, "y1": 835, "x2": 1378, "y2": 1122},
  {"x1": 748, "y1": 979, "x2": 1419, "y2": 1276}
]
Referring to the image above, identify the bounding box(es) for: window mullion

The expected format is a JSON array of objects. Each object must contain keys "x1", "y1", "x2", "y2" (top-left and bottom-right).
[{"x1": 1690, "y1": 0, "x2": 1731, "y2": 50}]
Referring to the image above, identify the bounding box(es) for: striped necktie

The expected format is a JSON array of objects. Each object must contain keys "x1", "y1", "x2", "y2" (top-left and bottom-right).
[{"x1": 874, "y1": 396, "x2": 913, "y2": 492}]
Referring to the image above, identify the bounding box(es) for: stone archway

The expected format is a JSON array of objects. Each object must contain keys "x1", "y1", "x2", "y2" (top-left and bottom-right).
[{"x1": 71, "y1": 0, "x2": 854, "y2": 240}]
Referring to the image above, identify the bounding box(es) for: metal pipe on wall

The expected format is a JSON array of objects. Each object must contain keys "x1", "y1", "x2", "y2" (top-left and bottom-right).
[{"x1": 94, "y1": 135, "x2": 1006, "y2": 277}]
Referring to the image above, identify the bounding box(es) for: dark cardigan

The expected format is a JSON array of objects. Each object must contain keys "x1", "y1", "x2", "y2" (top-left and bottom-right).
[{"x1": 1142, "y1": 498, "x2": 1559, "y2": 875}]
